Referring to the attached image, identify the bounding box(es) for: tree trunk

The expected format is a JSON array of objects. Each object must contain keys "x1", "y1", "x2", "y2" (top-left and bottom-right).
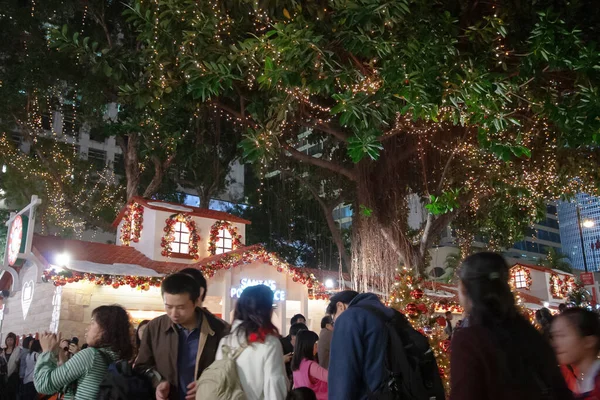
[
  {"x1": 117, "y1": 134, "x2": 140, "y2": 200},
  {"x1": 199, "y1": 187, "x2": 211, "y2": 209},
  {"x1": 142, "y1": 155, "x2": 175, "y2": 198}
]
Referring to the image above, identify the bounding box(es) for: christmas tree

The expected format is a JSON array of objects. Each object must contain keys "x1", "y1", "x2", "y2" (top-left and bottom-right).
[{"x1": 388, "y1": 266, "x2": 459, "y2": 392}]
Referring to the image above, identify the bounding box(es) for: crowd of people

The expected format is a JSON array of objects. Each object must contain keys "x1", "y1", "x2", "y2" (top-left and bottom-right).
[{"x1": 0, "y1": 253, "x2": 599, "y2": 399}]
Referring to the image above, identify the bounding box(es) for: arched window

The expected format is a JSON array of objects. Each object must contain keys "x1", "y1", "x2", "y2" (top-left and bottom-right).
[
  {"x1": 171, "y1": 221, "x2": 191, "y2": 254},
  {"x1": 514, "y1": 270, "x2": 527, "y2": 289},
  {"x1": 215, "y1": 228, "x2": 233, "y2": 254}
]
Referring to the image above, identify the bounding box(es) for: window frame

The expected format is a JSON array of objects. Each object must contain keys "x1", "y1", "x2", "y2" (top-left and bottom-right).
[
  {"x1": 170, "y1": 221, "x2": 191, "y2": 254},
  {"x1": 215, "y1": 228, "x2": 233, "y2": 255}
]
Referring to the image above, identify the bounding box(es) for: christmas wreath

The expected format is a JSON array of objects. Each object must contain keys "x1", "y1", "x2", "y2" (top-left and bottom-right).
[
  {"x1": 120, "y1": 202, "x2": 144, "y2": 246},
  {"x1": 549, "y1": 273, "x2": 575, "y2": 299},
  {"x1": 208, "y1": 220, "x2": 243, "y2": 255},
  {"x1": 160, "y1": 214, "x2": 201, "y2": 259}
]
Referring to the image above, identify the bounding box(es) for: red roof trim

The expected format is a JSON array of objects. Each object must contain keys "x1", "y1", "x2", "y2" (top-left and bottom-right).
[{"x1": 112, "y1": 197, "x2": 251, "y2": 228}]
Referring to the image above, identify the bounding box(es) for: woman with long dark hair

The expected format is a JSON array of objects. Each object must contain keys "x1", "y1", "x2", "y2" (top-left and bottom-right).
[
  {"x1": 0, "y1": 332, "x2": 22, "y2": 400},
  {"x1": 215, "y1": 284, "x2": 287, "y2": 400},
  {"x1": 291, "y1": 330, "x2": 328, "y2": 400},
  {"x1": 35, "y1": 305, "x2": 133, "y2": 399},
  {"x1": 450, "y1": 252, "x2": 572, "y2": 400}
]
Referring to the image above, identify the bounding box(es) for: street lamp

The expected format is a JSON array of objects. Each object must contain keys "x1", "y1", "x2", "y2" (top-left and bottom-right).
[{"x1": 577, "y1": 205, "x2": 595, "y2": 272}]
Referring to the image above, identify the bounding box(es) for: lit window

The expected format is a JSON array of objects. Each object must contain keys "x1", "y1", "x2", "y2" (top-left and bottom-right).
[
  {"x1": 170, "y1": 222, "x2": 190, "y2": 254},
  {"x1": 215, "y1": 228, "x2": 233, "y2": 255},
  {"x1": 514, "y1": 270, "x2": 527, "y2": 289}
]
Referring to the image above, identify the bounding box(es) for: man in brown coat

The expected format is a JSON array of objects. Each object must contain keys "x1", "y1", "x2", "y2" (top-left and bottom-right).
[{"x1": 135, "y1": 272, "x2": 228, "y2": 400}]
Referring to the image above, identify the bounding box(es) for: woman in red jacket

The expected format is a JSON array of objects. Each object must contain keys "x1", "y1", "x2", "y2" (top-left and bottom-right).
[
  {"x1": 450, "y1": 252, "x2": 572, "y2": 400},
  {"x1": 552, "y1": 308, "x2": 600, "y2": 399}
]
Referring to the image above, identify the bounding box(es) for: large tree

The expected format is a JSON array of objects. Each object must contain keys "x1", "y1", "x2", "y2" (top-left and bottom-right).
[
  {"x1": 0, "y1": 0, "x2": 242, "y2": 232},
  {"x1": 128, "y1": 0, "x2": 600, "y2": 292}
]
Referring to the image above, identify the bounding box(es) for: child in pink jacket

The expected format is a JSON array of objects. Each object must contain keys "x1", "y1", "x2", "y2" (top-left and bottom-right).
[{"x1": 291, "y1": 330, "x2": 328, "y2": 400}]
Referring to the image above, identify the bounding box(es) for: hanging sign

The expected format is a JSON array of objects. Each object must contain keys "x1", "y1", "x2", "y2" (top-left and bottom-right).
[
  {"x1": 7, "y1": 215, "x2": 23, "y2": 266},
  {"x1": 230, "y1": 278, "x2": 286, "y2": 301}
]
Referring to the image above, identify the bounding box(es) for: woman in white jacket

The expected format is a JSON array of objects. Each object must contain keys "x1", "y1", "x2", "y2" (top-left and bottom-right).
[{"x1": 216, "y1": 284, "x2": 288, "y2": 400}]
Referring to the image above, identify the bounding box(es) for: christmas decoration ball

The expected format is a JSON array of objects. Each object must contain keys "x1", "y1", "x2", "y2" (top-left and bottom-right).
[
  {"x1": 438, "y1": 367, "x2": 445, "y2": 377},
  {"x1": 423, "y1": 325, "x2": 433, "y2": 335},
  {"x1": 112, "y1": 283, "x2": 120, "y2": 289},
  {"x1": 130, "y1": 283, "x2": 137, "y2": 288},
  {"x1": 406, "y1": 303, "x2": 418, "y2": 314},
  {"x1": 417, "y1": 303, "x2": 428, "y2": 313},
  {"x1": 440, "y1": 340, "x2": 451, "y2": 353},
  {"x1": 411, "y1": 289, "x2": 424, "y2": 300},
  {"x1": 436, "y1": 316, "x2": 447, "y2": 327},
  {"x1": 95, "y1": 280, "x2": 103, "y2": 285}
]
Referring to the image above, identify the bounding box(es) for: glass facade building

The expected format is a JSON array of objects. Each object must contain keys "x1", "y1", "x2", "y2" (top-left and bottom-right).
[{"x1": 558, "y1": 193, "x2": 600, "y2": 272}]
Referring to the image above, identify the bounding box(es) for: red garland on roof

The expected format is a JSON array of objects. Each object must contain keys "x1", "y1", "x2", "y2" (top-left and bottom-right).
[
  {"x1": 41, "y1": 247, "x2": 329, "y2": 299},
  {"x1": 208, "y1": 220, "x2": 243, "y2": 256}
]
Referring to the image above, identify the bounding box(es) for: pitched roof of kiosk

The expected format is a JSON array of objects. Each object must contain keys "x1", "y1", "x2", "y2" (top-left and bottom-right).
[
  {"x1": 112, "y1": 196, "x2": 251, "y2": 228},
  {"x1": 32, "y1": 234, "x2": 190, "y2": 275}
]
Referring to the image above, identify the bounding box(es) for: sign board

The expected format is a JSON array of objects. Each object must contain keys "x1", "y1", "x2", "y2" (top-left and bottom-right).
[
  {"x1": 581, "y1": 272, "x2": 595, "y2": 286},
  {"x1": 230, "y1": 278, "x2": 286, "y2": 301},
  {"x1": 7, "y1": 215, "x2": 23, "y2": 266}
]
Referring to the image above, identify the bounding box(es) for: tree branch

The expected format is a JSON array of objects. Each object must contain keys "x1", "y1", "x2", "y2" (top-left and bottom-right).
[
  {"x1": 283, "y1": 171, "x2": 352, "y2": 270},
  {"x1": 281, "y1": 143, "x2": 357, "y2": 181},
  {"x1": 298, "y1": 118, "x2": 349, "y2": 142}
]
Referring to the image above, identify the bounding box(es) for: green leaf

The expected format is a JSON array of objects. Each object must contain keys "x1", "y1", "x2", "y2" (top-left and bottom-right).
[
  {"x1": 359, "y1": 205, "x2": 373, "y2": 217},
  {"x1": 347, "y1": 134, "x2": 384, "y2": 163}
]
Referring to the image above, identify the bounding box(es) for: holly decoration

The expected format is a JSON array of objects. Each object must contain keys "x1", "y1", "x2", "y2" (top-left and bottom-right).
[
  {"x1": 160, "y1": 214, "x2": 201, "y2": 260},
  {"x1": 549, "y1": 272, "x2": 576, "y2": 299},
  {"x1": 120, "y1": 202, "x2": 144, "y2": 246},
  {"x1": 208, "y1": 220, "x2": 243, "y2": 255},
  {"x1": 42, "y1": 269, "x2": 163, "y2": 290}
]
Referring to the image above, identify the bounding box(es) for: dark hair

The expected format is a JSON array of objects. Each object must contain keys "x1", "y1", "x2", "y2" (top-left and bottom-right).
[
  {"x1": 289, "y1": 322, "x2": 308, "y2": 337},
  {"x1": 321, "y1": 315, "x2": 333, "y2": 329},
  {"x1": 291, "y1": 330, "x2": 319, "y2": 371},
  {"x1": 81, "y1": 344, "x2": 89, "y2": 350},
  {"x1": 458, "y1": 252, "x2": 552, "y2": 387},
  {"x1": 233, "y1": 285, "x2": 279, "y2": 341},
  {"x1": 136, "y1": 320, "x2": 150, "y2": 346},
  {"x1": 558, "y1": 303, "x2": 567, "y2": 313},
  {"x1": 291, "y1": 314, "x2": 306, "y2": 325},
  {"x1": 445, "y1": 311, "x2": 452, "y2": 317},
  {"x1": 161, "y1": 273, "x2": 200, "y2": 303},
  {"x1": 557, "y1": 307, "x2": 600, "y2": 352},
  {"x1": 22, "y1": 336, "x2": 33, "y2": 351},
  {"x1": 91, "y1": 305, "x2": 134, "y2": 360},
  {"x1": 286, "y1": 387, "x2": 317, "y2": 400},
  {"x1": 535, "y1": 308, "x2": 553, "y2": 329},
  {"x1": 180, "y1": 268, "x2": 208, "y2": 301},
  {"x1": 458, "y1": 252, "x2": 516, "y2": 327},
  {"x1": 5, "y1": 332, "x2": 16, "y2": 348},
  {"x1": 30, "y1": 339, "x2": 42, "y2": 353},
  {"x1": 326, "y1": 290, "x2": 359, "y2": 316}
]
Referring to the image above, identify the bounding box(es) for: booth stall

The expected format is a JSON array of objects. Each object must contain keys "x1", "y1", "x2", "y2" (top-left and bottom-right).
[{"x1": 0, "y1": 197, "x2": 330, "y2": 342}]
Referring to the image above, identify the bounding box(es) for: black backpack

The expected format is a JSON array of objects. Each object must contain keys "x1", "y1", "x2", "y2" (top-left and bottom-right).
[
  {"x1": 356, "y1": 305, "x2": 446, "y2": 400},
  {"x1": 96, "y1": 351, "x2": 155, "y2": 400}
]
